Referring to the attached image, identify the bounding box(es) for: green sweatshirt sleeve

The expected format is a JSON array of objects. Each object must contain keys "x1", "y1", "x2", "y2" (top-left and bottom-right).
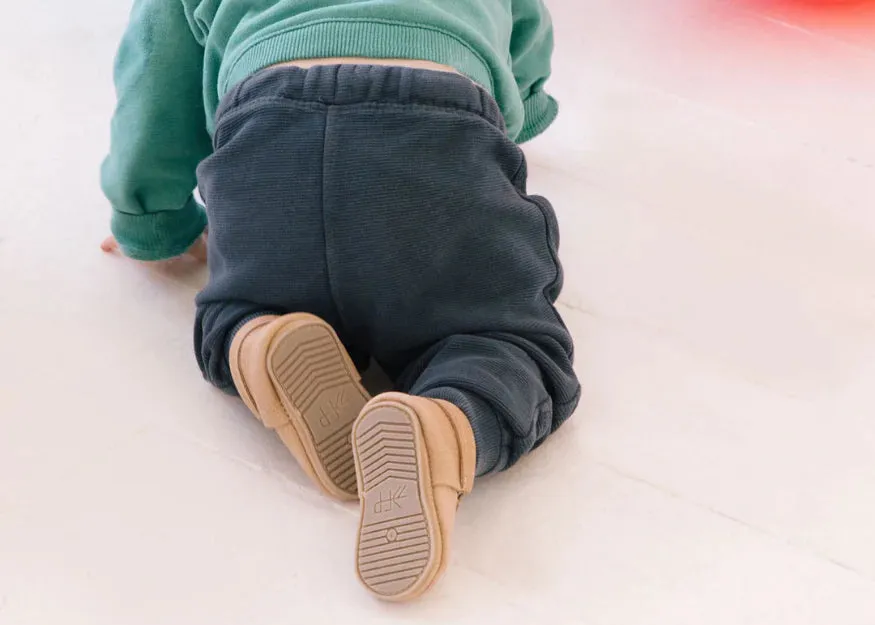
[
  {"x1": 101, "y1": 0, "x2": 212, "y2": 261},
  {"x1": 510, "y1": 0, "x2": 558, "y2": 143}
]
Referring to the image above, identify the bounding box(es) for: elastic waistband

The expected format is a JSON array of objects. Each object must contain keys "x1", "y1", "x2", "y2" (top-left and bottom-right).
[{"x1": 218, "y1": 64, "x2": 505, "y2": 132}]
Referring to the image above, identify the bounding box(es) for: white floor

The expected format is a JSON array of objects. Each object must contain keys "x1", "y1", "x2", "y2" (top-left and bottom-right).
[{"x1": 2, "y1": 1, "x2": 875, "y2": 623}]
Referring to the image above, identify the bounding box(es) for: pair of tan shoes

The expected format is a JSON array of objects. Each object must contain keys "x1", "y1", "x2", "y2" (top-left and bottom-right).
[{"x1": 229, "y1": 313, "x2": 476, "y2": 601}]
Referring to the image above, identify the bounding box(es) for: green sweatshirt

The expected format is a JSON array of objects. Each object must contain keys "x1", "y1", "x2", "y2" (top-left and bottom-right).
[{"x1": 102, "y1": 0, "x2": 557, "y2": 260}]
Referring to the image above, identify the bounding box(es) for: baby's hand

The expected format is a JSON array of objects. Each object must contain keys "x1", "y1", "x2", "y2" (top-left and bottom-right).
[{"x1": 101, "y1": 232, "x2": 208, "y2": 264}]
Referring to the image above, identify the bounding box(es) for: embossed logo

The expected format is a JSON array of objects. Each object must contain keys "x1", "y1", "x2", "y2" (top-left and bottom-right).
[
  {"x1": 319, "y1": 390, "x2": 347, "y2": 428},
  {"x1": 373, "y1": 485, "x2": 408, "y2": 514}
]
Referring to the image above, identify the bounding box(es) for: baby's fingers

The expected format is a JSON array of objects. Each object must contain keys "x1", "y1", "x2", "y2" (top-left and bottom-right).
[
  {"x1": 101, "y1": 236, "x2": 119, "y2": 253},
  {"x1": 188, "y1": 234, "x2": 208, "y2": 262}
]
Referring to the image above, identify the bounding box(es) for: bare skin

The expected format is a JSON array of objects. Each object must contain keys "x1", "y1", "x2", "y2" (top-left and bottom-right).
[
  {"x1": 270, "y1": 57, "x2": 459, "y2": 74},
  {"x1": 100, "y1": 232, "x2": 208, "y2": 264}
]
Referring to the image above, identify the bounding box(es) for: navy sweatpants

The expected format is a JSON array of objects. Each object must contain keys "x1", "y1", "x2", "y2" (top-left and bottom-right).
[{"x1": 194, "y1": 65, "x2": 580, "y2": 475}]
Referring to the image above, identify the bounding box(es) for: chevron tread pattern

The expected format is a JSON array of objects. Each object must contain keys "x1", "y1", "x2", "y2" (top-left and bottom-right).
[
  {"x1": 354, "y1": 408, "x2": 433, "y2": 597},
  {"x1": 269, "y1": 322, "x2": 368, "y2": 497}
]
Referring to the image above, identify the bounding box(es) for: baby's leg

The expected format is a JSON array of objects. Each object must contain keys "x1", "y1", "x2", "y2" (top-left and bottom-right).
[
  {"x1": 400, "y1": 330, "x2": 578, "y2": 475},
  {"x1": 331, "y1": 107, "x2": 579, "y2": 598},
  {"x1": 352, "y1": 327, "x2": 576, "y2": 600},
  {"x1": 193, "y1": 75, "x2": 371, "y2": 499}
]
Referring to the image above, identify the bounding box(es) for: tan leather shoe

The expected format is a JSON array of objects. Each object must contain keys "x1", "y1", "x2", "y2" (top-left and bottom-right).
[
  {"x1": 351, "y1": 392, "x2": 476, "y2": 601},
  {"x1": 229, "y1": 313, "x2": 370, "y2": 501}
]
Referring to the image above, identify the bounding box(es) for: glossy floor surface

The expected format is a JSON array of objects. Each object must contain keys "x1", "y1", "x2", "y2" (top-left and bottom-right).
[{"x1": 2, "y1": 1, "x2": 874, "y2": 623}]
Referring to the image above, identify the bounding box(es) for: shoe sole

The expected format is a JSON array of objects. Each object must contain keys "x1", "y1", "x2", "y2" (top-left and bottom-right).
[
  {"x1": 267, "y1": 316, "x2": 370, "y2": 500},
  {"x1": 352, "y1": 402, "x2": 442, "y2": 601}
]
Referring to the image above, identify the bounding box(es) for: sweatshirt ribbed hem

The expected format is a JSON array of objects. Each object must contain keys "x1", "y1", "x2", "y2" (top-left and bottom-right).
[
  {"x1": 110, "y1": 197, "x2": 207, "y2": 261},
  {"x1": 517, "y1": 91, "x2": 559, "y2": 143},
  {"x1": 219, "y1": 19, "x2": 494, "y2": 108}
]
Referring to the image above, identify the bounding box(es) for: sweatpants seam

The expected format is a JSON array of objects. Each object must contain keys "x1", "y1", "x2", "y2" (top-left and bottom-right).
[
  {"x1": 509, "y1": 150, "x2": 527, "y2": 190},
  {"x1": 320, "y1": 104, "x2": 357, "y2": 348},
  {"x1": 319, "y1": 107, "x2": 336, "y2": 336},
  {"x1": 509, "y1": 158, "x2": 526, "y2": 189},
  {"x1": 517, "y1": 192, "x2": 571, "y2": 354},
  {"x1": 533, "y1": 397, "x2": 553, "y2": 441}
]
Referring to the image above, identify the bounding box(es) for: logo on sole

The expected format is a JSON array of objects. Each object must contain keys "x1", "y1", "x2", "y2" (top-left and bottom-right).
[
  {"x1": 374, "y1": 485, "x2": 408, "y2": 514},
  {"x1": 319, "y1": 390, "x2": 347, "y2": 428}
]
